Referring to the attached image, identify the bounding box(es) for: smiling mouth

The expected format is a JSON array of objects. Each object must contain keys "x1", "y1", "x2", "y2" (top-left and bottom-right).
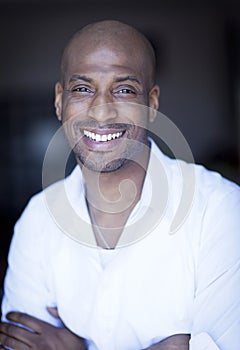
[{"x1": 83, "y1": 130, "x2": 125, "y2": 142}]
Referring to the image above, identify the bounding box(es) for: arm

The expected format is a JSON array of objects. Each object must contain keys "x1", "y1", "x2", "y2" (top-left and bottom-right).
[
  {"x1": 143, "y1": 334, "x2": 190, "y2": 349},
  {"x1": 0, "y1": 316, "x2": 189, "y2": 350},
  {"x1": 0, "y1": 313, "x2": 189, "y2": 350},
  {"x1": 191, "y1": 189, "x2": 240, "y2": 349},
  {"x1": 0, "y1": 311, "x2": 86, "y2": 350},
  {"x1": 1, "y1": 195, "x2": 62, "y2": 326},
  {"x1": 0, "y1": 311, "x2": 188, "y2": 350}
]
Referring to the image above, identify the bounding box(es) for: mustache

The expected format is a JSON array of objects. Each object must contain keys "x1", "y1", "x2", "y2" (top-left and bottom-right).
[{"x1": 72, "y1": 120, "x2": 132, "y2": 130}]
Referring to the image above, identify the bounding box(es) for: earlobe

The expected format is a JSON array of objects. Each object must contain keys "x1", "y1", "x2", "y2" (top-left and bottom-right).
[
  {"x1": 149, "y1": 85, "x2": 160, "y2": 123},
  {"x1": 54, "y1": 82, "x2": 63, "y2": 121}
]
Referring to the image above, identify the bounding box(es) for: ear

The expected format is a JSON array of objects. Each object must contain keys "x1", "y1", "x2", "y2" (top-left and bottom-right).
[
  {"x1": 148, "y1": 85, "x2": 160, "y2": 123},
  {"x1": 54, "y1": 82, "x2": 63, "y2": 121}
]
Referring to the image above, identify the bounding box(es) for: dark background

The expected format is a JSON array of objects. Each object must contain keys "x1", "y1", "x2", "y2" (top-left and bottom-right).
[{"x1": 0, "y1": 0, "x2": 240, "y2": 294}]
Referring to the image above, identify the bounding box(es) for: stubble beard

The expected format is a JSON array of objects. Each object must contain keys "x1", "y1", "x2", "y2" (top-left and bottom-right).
[{"x1": 73, "y1": 129, "x2": 148, "y2": 173}]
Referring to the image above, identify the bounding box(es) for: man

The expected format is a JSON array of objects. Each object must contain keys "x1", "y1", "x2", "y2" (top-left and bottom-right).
[{"x1": 0, "y1": 20, "x2": 240, "y2": 350}]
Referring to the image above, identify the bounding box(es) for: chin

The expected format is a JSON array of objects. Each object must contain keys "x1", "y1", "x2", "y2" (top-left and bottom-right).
[{"x1": 77, "y1": 156, "x2": 127, "y2": 173}]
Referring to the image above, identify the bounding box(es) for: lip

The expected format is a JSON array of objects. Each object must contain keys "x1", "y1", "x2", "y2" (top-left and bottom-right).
[{"x1": 81, "y1": 128, "x2": 126, "y2": 151}]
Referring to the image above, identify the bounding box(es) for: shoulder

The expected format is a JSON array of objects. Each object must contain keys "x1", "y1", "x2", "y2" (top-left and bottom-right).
[
  {"x1": 157, "y1": 144, "x2": 240, "y2": 209},
  {"x1": 13, "y1": 166, "x2": 82, "y2": 244},
  {"x1": 190, "y1": 163, "x2": 240, "y2": 225},
  {"x1": 151, "y1": 141, "x2": 240, "y2": 235},
  {"x1": 15, "y1": 180, "x2": 64, "y2": 231},
  {"x1": 175, "y1": 160, "x2": 240, "y2": 229},
  {"x1": 18, "y1": 165, "x2": 82, "y2": 226}
]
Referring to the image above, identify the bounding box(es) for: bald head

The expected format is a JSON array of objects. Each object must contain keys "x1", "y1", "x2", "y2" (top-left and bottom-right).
[
  {"x1": 54, "y1": 20, "x2": 160, "y2": 172},
  {"x1": 60, "y1": 20, "x2": 157, "y2": 88}
]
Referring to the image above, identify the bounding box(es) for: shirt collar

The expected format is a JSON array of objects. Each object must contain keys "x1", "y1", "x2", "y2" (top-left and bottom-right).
[{"x1": 64, "y1": 138, "x2": 173, "y2": 248}]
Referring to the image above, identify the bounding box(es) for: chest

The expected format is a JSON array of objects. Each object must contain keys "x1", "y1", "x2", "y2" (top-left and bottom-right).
[{"x1": 49, "y1": 230, "x2": 195, "y2": 349}]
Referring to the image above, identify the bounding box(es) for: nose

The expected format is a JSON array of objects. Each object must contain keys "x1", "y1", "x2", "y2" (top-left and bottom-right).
[{"x1": 87, "y1": 91, "x2": 118, "y2": 123}]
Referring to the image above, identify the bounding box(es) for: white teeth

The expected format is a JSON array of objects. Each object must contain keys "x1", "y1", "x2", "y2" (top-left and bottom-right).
[
  {"x1": 101, "y1": 135, "x2": 107, "y2": 142},
  {"x1": 95, "y1": 134, "x2": 101, "y2": 142},
  {"x1": 83, "y1": 130, "x2": 123, "y2": 142}
]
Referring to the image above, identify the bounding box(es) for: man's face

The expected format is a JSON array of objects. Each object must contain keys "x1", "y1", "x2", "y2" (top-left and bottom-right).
[{"x1": 55, "y1": 42, "x2": 159, "y2": 173}]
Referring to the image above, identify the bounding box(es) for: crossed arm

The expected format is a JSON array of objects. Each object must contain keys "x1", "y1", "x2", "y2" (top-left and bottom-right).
[{"x1": 0, "y1": 311, "x2": 190, "y2": 350}]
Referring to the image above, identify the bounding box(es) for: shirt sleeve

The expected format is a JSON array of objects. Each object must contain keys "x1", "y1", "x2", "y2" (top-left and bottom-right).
[
  {"x1": 191, "y1": 188, "x2": 240, "y2": 349},
  {"x1": 190, "y1": 332, "x2": 220, "y2": 349},
  {"x1": 1, "y1": 195, "x2": 62, "y2": 327}
]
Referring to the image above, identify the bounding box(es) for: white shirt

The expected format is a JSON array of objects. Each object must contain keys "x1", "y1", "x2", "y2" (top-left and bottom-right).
[{"x1": 2, "y1": 140, "x2": 240, "y2": 350}]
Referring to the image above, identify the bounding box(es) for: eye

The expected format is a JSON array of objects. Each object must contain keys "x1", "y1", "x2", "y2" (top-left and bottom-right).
[
  {"x1": 72, "y1": 86, "x2": 93, "y2": 93},
  {"x1": 113, "y1": 86, "x2": 137, "y2": 97},
  {"x1": 118, "y1": 88, "x2": 136, "y2": 94}
]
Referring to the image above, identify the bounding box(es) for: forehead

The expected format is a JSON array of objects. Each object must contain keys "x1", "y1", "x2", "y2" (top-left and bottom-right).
[{"x1": 62, "y1": 39, "x2": 149, "y2": 84}]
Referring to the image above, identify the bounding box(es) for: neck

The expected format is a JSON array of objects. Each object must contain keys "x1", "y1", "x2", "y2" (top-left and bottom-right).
[{"x1": 80, "y1": 143, "x2": 150, "y2": 215}]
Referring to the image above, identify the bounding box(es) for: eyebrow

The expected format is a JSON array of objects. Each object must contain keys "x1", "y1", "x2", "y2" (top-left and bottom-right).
[
  {"x1": 68, "y1": 74, "x2": 141, "y2": 85},
  {"x1": 115, "y1": 76, "x2": 141, "y2": 84},
  {"x1": 69, "y1": 75, "x2": 93, "y2": 83}
]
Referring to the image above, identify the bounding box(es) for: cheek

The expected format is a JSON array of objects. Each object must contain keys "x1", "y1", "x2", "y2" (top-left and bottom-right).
[
  {"x1": 125, "y1": 126, "x2": 148, "y2": 147},
  {"x1": 61, "y1": 103, "x2": 84, "y2": 147},
  {"x1": 130, "y1": 112, "x2": 149, "y2": 131},
  {"x1": 62, "y1": 97, "x2": 87, "y2": 123},
  {"x1": 62, "y1": 103, "x2": 76, "y2": 122},
  {"x1": 120, "y1": 102, "x2": 149, "y2": 124}
]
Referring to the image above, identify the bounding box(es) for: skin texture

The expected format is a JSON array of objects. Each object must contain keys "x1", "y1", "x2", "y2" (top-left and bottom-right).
[
  {"x1": 55, "y1": 21, "x2": 159, "y2": 173},
  {"x1": 0, "y1": 20, "x2": 190, "y2": 349},
  {"x1": 0, "y1": 311, "x2": 86, "y2": 350},
  {"x1": 145, "y1": 334, "x2": 190, "y2": 349}
]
